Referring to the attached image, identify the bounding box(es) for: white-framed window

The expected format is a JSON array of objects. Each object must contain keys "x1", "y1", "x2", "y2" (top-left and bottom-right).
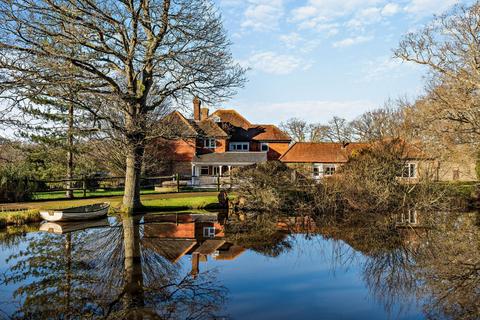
[
  {"x1": 313, "y1": 164, "x2": 322, "y2": 178},
  {"x1": 402, "y1": 163, "x2": 416, "y2": 178},
  {"x1": 204, "y1": 138, "x2": 216, "y2": 149},
  {"x1": 229, "y1": 142, "x2": 249, "y2": 151},
  {"x1": 260, "y1": 142, "x2": 269, "y2": 152},
  {"x1": 203, "y1": 227, "x2": 215, "y2": 238},
  {"x1": 323, "y1": 164, "x2": 336, "y2": 176},
  {"x1": 200, "y1": 166, "x2": 209, "y2": 175}
]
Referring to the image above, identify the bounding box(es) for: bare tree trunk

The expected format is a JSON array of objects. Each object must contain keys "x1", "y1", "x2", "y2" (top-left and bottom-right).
[
  {"x1": 66, "y1": 103, "x2": 74, "y2": 199},
  {"x1": 122, "y1": 141, "x2": 145, "y2": 214}
]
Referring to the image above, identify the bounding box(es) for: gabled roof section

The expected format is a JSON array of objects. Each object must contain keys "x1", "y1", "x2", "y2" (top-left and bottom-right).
[
  {"x1": 250, "y1": 124, "x2": 291, "y2": 141},
  {"x1": 194, "y1": 119, "x2": 228, "y2": 138},
  {"x1": 221, "y1": 124, "x2": 291, "y2": 142},
  {"x1": 163, "y1": 111, "x2": 198, "y2": 138},
  {"x1": 280, "y1": 142, "x2": 369, "y2": 163},
  {"x1": 211, "y1": 109, "x2": 251, "y2": 129}
]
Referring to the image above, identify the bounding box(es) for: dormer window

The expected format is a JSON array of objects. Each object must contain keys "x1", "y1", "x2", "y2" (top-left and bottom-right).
[
  {"x1": 212, "y1": 115, "x2": 221, "y2": 123},
  {"x1": 204, "y1": 138, "x2": 216, "y2": 149},
  {"x1": 229, "y1": 142, "x2": 249, "y2": 151}
]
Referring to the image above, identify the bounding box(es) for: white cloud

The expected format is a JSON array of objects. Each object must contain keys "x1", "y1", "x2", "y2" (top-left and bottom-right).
[
  {"x1": 279, "y1": 32, "x2": 303, "y2": 48},
  {"x1": 381, "y1": 3, "x2": 400, "y2": 16},
  {"x1": 361, "y1": 55, "x2": 420, "y2": 81},
  {"x1": 241, "y1": 51, "x2": 311, "y2": 75},
  {"x1": 278, "y1": 32, "x2": 321, "y2": 52},
  {"x1": 235, "y1": 100, "x2": 376, "y2": 124},
  {"x1": 347, "y1": 7, "x2": 383, "y2": 29},
  {"x1": 404, "y1": 0, "x2": 459, "y2": 16},
  {"x1": 333, "y1": 35, "x2": 373, "y2": 48},
  {"x1": 241, "y1": 0, "x2": 284, "y2": 31}
]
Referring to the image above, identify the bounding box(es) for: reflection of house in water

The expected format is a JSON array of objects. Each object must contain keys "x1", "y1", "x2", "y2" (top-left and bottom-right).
[
  {"x1": 395, "y1": 210, "x2": 419, "y2": 227},
  {"x1": 142, "y1": 213, "x2": 245, "y2": 276}
]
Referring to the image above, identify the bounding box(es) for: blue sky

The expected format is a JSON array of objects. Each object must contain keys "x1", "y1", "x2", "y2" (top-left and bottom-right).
[{"x1": 214, "y1": 0, "x2": 473, "y2": 125}]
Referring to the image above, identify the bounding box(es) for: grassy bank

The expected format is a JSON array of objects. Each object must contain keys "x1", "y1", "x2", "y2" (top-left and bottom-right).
[
  {"x1": 0, "y1": 209, "x2": 42, "y2": 228},
  {"x1": 0, "y1": 192, "x2": 220, "y2": 229}
]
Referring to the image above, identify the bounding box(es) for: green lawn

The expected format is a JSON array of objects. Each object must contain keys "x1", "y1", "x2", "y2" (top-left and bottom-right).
[
  {"x1": 0, "y1": 192, "x2": 220, "y2": 228},
  {"x1": 142, "y1": 196, "x2": 220, "y2": 211}
]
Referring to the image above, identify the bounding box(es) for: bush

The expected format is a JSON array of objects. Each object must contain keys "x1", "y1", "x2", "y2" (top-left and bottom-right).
[
  {"x1": 231, "y1": 161, "x2": 302, "y2": 213},
  {"x1": 0, "y1": 165, "x2": 37, "y2": 202},
  {"x1": 332, "y1": 140, "x2": 450, "y2": 212}
]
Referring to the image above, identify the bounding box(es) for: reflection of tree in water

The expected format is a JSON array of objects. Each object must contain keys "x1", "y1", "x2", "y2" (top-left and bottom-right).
[
  {"x1": 2, "y1": 215, "x2": 227, "y2": 319},
  {"x1": 225, "y1": 216, "x2": 292, "y2": 257},
  {"x1": 414, "y1": 212, "x2": 479, "y2": 320},
  {"x1": 0, "y1": 224, "x2": 40, "y2": 250},
  {"x1": 319, "y1": 211, "x2": 479, "y2": 320}
]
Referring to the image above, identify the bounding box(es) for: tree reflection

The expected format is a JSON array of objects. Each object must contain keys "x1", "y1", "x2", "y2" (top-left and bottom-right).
[
  {"x1": 414, "y1": 212, "x2": 480, "y2": 320},
  {"x1": 318, "y1": 210, "x2": 480, "y2": 320},
  {"x1": 1, "y1": 215, "x2": 227, "y2": 319}
]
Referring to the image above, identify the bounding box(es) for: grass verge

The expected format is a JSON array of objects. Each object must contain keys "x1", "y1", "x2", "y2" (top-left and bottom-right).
[
  {"x1": 0, "y1": 209, "x2": 42, "y2": 228},
  {"x1": 0, "y1": 193, "x2": 220, "y2": 229}
]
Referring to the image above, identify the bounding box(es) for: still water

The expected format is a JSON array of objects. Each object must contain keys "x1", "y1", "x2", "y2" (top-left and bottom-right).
[{"x1": 0, "y1": 211, "x2": 478, "y2": 319}]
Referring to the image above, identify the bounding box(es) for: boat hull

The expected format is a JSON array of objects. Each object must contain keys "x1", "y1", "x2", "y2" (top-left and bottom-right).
[{"x1": 40, "y1": 203, "x2": 110, "y2": 222}]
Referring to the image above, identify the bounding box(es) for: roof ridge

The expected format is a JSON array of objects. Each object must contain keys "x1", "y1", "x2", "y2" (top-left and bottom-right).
[{"x1": 279, "y1": 142, "x2": 297, "y2": 160}]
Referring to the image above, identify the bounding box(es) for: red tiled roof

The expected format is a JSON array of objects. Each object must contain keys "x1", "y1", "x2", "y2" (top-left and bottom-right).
[
  {"x1": 250, "y1": 124, "x2": 291, "y2": 141},
  {"x1": 193, "y1": 119, "x2": 228, "y2": 138},
  {"x1": 211, "y1": 109, "x2": 251, "y2": 128},
  {"x1": 279, "y1": 142, "x2": 369, "y2": 163},
  {"x1": 162, "y1": 111, "x2": 198, "y2": 137}
]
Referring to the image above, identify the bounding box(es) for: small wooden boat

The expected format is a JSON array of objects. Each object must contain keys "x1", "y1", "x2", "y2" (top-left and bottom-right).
[{"x1": 40, "y1": 203, "x2": 110, "y2": 222}]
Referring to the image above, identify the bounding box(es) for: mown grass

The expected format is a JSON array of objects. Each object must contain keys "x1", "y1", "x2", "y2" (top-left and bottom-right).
[
  {"x1": 0, "y1": 193, "x2": 220, "y2": 229},
  {"x1": 141, "y1": 196, "x2": 221, "y2": 212}
]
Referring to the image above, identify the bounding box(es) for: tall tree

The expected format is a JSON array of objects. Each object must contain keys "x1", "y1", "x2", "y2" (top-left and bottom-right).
[
  {"x1": 0, "y1": 0, "x2": 245, "y2": 213},
  {"x1": 394, "y1": 2, "x2": 480, "y2": 141}
]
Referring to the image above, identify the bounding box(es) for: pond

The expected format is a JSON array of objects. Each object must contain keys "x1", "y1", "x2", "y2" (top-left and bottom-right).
[{"x1": 0, "y1": 211, "x2": 478, "y2": 319}]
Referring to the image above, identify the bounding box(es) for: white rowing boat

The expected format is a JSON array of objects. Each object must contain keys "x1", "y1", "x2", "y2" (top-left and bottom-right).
[{"x1": 40, "y1": 202, "x2": 110, "y2": 222}]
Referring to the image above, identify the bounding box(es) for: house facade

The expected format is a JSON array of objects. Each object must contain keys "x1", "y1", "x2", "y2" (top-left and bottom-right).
[
  {"x1": 280, "y1": 141, "x2": 422, "y2": 180},
  {"x1": 159, "y1": 98, "x2": 291, "y2": 185}
]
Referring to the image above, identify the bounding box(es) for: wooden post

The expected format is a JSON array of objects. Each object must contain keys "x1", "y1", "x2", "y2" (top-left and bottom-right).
[
  {"x1": 176, "y1": 173, "x2": 180, "y2": 193},
  {"x1": 82, "y1": 175, "x2": 87, "y2": 198}
]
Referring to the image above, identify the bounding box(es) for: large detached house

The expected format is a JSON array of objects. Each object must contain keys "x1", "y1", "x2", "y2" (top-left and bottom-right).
[{"x1": 160, "y1": 98, "x2": 291, "y2": 185}]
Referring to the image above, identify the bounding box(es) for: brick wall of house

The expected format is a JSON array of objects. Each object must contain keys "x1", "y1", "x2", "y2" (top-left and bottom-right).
[
  {"x1": 197, "y1": 138, "x2": 227, "y2": 154},
  {"x1": 215, "y1": 139, "x2": 227, "y2": 153},
  {"x1": 168, "y1": 138, "x2": 196, "y2": 161}
]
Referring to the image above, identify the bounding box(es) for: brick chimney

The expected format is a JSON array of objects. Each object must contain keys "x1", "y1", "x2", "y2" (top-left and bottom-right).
[
  {"x1": 201, "y1": 107, "x2": 209, "y2": 120},
  {"x1": 193, "y1": 96, "x2": 201, "y2": 121}
]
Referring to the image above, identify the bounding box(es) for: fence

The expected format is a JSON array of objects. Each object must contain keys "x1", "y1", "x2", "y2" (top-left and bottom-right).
[{"x1": 30, "y1": 173, "x2": 237, "y2": 199}]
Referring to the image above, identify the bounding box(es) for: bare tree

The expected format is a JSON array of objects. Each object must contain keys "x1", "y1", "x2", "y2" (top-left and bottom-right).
[
  {"x1": 395, "y1": 2, "x2": 480, "y2": 140},
  {"x1": 351, "y1": 101, "x2": 410, "y2": 142},
  {"x1": 280, "y1": 117, "x2": 350, "y2": 143},
  {"x1": 280, "y1": 118, "x2": 309, "y2": 142},
  {"x1": 323, "y1": 116, "x2": 353, "y2": 144},
  {"x1": 0, "y1": 0, "x2": 246, "y2": 213}
]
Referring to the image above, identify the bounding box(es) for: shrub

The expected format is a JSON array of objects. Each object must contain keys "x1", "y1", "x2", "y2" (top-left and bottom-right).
[
  {"x1": 0, "y1": 165, "x2": 37, "y2": 202},
  {"x1": 231, "y1": 161, "x2": 302, "y2": 213}
]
